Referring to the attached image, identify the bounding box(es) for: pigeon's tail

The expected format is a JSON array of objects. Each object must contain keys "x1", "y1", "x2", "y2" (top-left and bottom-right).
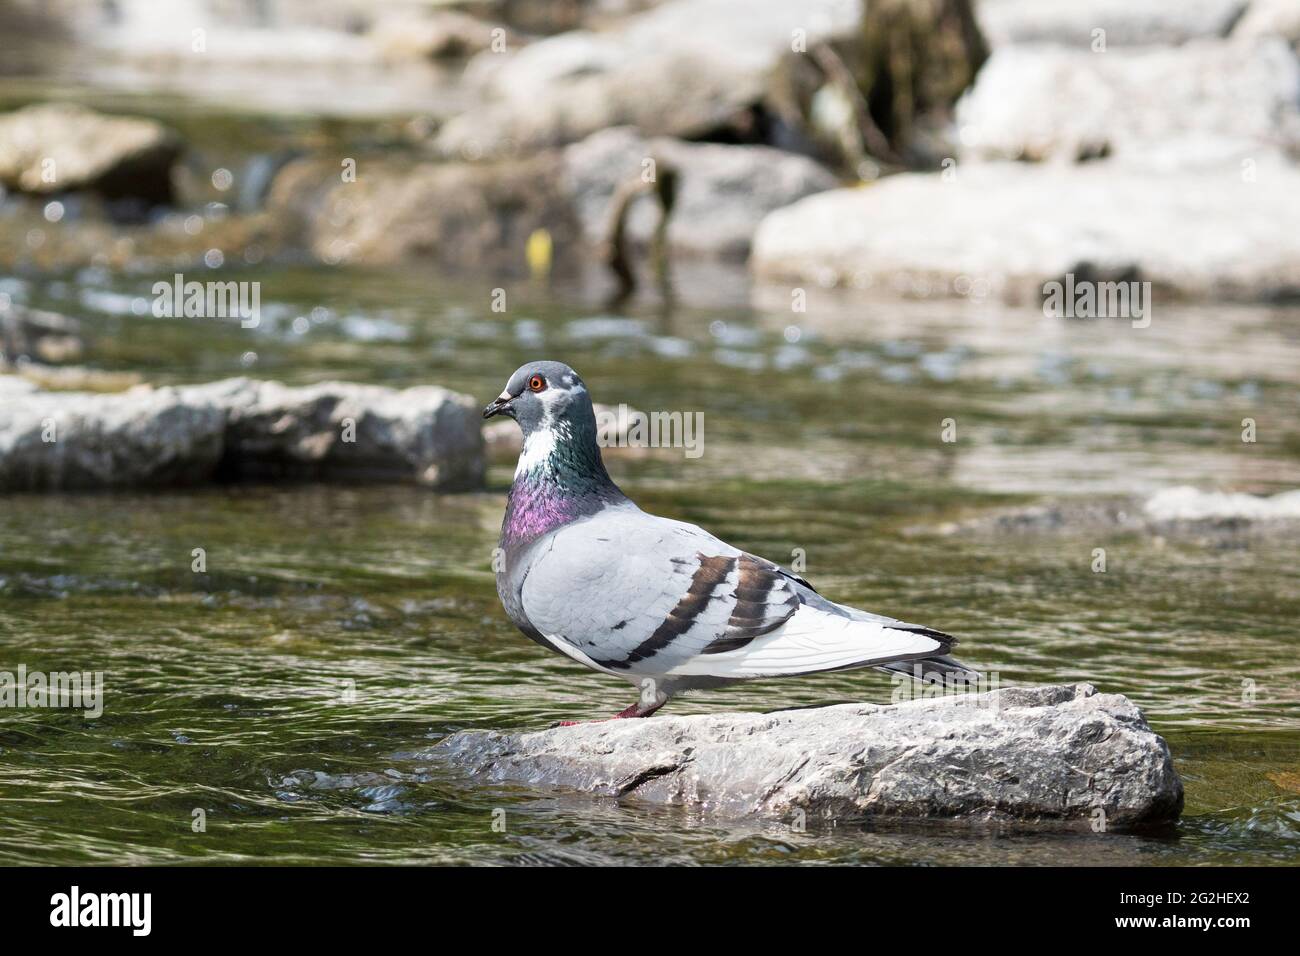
[
  {"x1": 876, "y1": 653, "x2": 981, "y2": 685},
  {"x1": 664, "y1": 605, "x2": 966, "y2": 682}
]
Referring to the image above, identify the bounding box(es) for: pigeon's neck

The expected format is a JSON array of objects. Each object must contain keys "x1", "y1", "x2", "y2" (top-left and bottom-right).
[{"x1": 502, "y1": 419, "x2": 625, "y2": 549}]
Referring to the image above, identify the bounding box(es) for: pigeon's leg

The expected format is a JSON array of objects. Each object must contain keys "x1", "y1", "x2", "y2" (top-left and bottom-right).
[
  {"x1": 612, "y1": 697, "x2": 666, "y2": 719},
  {"x1": 555, "y1": 691, "x2": 668, "y2": 726}
]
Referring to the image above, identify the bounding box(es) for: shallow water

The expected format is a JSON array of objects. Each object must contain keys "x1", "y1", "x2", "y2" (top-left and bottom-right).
[{"x1": 2, "y1": 261, "x2": 1299, "y2": 865}]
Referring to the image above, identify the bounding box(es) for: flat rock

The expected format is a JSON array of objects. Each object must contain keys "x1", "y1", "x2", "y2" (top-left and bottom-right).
[
  {"x1": 563, "y1": 127, "x2": 838, "y2": 260},
  {"x1": 0, "y1": 103, "x2": 181, "y2": 205},
  {"x1": 750, "y1": 161, "x2": 1300, "y2": 302},
  {"x1": 434, "y1": 0, "x2": 862, "y2": 158},
  {"x1": 957, "y1": 39, "x2": 1300, "y2": 167},
  {"x1": 977, "y1": 0, "x2": 1247, "y2": 47},
  {"x1": 0, "y1": 377, "x2": 484, "y2": 491},
  {"x1": 433, "y1": 683, "x2": 1184, "y2": 826}
]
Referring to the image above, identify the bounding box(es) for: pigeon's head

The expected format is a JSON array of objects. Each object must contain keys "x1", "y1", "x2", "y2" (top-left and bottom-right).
[{"x1": 482, "y1": 360, "x2": 594, "y2": 436}]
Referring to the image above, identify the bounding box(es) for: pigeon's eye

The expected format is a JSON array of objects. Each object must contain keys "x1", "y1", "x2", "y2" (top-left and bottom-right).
[{"x1": 528, "y1": 374, "x2": 546, "y2": 392}]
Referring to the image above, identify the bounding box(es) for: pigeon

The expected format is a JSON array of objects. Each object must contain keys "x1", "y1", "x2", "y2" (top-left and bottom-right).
[{"x1": 484, "y1": 360, "x2": 978, "y2": 721}]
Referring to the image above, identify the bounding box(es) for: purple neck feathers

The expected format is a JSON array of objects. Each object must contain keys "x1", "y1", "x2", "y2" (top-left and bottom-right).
[{"x1": 500, "y1": 427, "x2": 626, "y2": 552}]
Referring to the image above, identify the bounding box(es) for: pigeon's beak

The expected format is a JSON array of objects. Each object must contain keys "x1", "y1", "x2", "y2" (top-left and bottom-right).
[{"x1": 482, "y1": 392, "x2": 515, "y2": 420}]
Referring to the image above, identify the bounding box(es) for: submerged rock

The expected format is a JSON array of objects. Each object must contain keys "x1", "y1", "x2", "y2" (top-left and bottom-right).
[
  {"x1": 434, "y1": 683, "x2": 1183, "y2": 826},
  {"x1": 0, "y1": 103, "x2": 181, "y2": 206},
  {"x1": 750, "y1": 161, "x2": 1300, "y2": 302},
  {"x1": 0, "y1": 377, "x2": 484, "y2": 492}
]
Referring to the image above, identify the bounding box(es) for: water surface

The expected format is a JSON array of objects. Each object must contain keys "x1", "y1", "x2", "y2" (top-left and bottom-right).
[{"x1": 1, "y1": 262, "x2": 1298, "y2": 865}]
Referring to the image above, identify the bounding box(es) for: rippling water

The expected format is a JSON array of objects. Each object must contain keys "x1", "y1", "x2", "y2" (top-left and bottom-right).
[{"x1": 1, "y1": 264, "x2": 1298, "y2": 865}]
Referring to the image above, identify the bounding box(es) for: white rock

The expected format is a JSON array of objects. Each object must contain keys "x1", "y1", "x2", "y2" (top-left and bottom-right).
[
  {"x1": 1145, "y1": 486, "x2": 1300, "y2": 521},
  {"x1": 977, "y1": 0, "x2": 1247, "y2": 47},
  {"x1": 956, "y1": 39, "x2": 1300, "y2": 168},
  {"x1": 1233, "y1": 0, "x2": 1300, "y2": 48},
  {"x1": 750, "y1": 161, "x2": 1300, "y2": 301}
]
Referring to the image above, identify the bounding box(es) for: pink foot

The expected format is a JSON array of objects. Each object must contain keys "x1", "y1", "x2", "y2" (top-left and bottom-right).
[{"x1": 554, "y1": 701, "x2": 663, "y2": 727}]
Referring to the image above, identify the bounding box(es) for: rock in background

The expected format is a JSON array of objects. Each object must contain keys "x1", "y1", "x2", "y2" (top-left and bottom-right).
[
  {"x1": 434, "y1": 0, "x2": 865, "y2": 159},
  {"x1": 752, "y1": 161, "x2": 1300, "y2": 302},
  {"x1": 264, "y1": 153, "x2": 583, "y2": 273},
  {"x1": 752, "y1": 0, "x2": 1300, "y2": 303},
  {"x1": 369, "y1": 8, "x2": 516, "y2": 62},
  {"x1": 266, "y1": 126, "x2": 841, "y2": 267},
  {"x1": 976, "y1": 0, "x2": 1249, "y2": 48},
  {"x1": 956, "y1": 38, "x2": 1300, "y2": 167},
  {"x1": 0, "y1": 102, "x2": 181, "y2": 209},
  {"x1": 1233, "y1": 0, "x2": 1300, "y2": 50},
  {"x1": 0, "y1": 377, "x2": 484, "y2": 491},
  {"x1": 563, "y1": 127, "x2": 839, "y2": 260},
  {"x1": 432, "y1": 683, "x2": 1184, "y2": 826}
]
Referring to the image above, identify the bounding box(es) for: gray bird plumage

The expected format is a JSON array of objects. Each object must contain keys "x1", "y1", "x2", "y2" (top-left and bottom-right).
[{"x1": 484, "y1": 361, "x2": 978, "y2": 721}]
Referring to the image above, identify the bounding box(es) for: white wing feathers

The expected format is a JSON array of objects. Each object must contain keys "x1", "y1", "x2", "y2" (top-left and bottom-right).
[{"x1": 662, "y1": 602, "x2": 945, "y2": 679}]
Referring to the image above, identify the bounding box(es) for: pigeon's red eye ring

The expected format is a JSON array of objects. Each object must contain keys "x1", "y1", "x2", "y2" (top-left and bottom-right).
[{"x1": 528, "y1": 374, "x2": 546, "y2": 392}]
